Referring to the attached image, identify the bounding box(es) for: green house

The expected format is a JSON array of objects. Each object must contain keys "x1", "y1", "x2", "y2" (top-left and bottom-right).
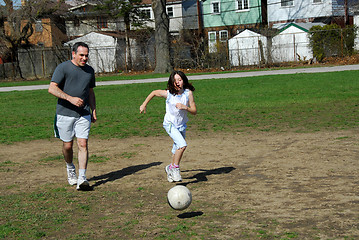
[{"x1": 201, "y1": 0, "x2": 266, "y2": 52}]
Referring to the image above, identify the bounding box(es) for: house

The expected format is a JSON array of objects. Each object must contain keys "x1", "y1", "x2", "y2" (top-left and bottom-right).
[
  {"x1": 4, "y1": 17, "x2": 68, "y2": 48},
  {"x1": 65, "y1": 0, "x2": 124, "y2": 39},
  {"x1": 271, "y1": 22, "x2": 325, "y2": 63},
  {"x1": 267, "y1": 0, "x2": 357, "y2": 28},
  {"x1": 137, "y1": 0, "x2": 199, "y2": 35},
  {"x1": 3, "y1": 0, "x2": 68, "y2": 48},
  {"x1": 228, "y1": 29, "x2": 267, "y2": 66},
  {"x1": 201, "y1": 0, "x2": 266, "y2": 52}
]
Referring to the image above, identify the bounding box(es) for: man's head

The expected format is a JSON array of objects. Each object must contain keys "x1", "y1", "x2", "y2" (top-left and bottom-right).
[{"x1": 71, "y1": 42, "x2": 89, "y2": 67}]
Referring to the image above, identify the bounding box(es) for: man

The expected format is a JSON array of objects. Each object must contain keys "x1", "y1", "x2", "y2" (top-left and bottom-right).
[{"x1": 48, "y1": 42, "x2": 97, "y2": 191}]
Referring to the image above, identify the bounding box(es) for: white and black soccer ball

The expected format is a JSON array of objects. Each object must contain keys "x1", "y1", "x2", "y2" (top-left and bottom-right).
[{"x1": 167, "y1": 185, "x2": 192, "y2": 210}]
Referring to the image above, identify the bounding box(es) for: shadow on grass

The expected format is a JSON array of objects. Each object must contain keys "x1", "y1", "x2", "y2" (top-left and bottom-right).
[
  {"x1": 172, "y1": 167, "x2": 235, "y2": 219},
  {"x1": 177, "y1": 211, "x2": 204, "y2": 219},
  {"x1": 89, "y1": 161, "x2": 162, "y2": 188},
  {"x1": 181, "y1": 167, "x2": 236, "y2": 185}
]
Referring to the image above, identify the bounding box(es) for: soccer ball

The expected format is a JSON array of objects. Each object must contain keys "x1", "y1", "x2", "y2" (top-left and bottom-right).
[{"x1": 167, "y1": 185, "x2": 192, "y2": 210}]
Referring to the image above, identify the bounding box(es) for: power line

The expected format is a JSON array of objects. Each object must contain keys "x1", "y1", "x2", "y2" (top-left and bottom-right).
[{"x1": 137, "y1": 0, "x2": 349, "y2": 22}]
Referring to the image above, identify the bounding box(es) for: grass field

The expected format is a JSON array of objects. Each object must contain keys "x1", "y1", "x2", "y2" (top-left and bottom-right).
[
  {"x1": 0, "y1": 70, "x2": 359, "y2": 144},
  {"x1": 1, "y1": 69, "x2": 359, "y2": 239}
]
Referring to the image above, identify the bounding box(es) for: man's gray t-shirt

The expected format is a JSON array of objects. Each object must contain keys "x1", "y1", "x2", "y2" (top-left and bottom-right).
[{"x1": 51, "y1": 60, "x2": 96, "y2": 117}]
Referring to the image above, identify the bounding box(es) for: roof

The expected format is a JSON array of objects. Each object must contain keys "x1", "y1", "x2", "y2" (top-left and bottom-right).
[
  {"x1": 67, "y1": 1, "x2": 98, "y2": 11},
  {"x1": 278, "y1": 22, "x2": 326, "y2": 33},
  {"x1": 124, "y1": 0, "x2": 181, "y2": 6}
]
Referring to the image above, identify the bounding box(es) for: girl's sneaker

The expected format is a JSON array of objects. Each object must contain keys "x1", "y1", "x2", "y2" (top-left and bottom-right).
[
  {"x1": 165, "y1": 165, "x2": 174, "y2": 182},
  {"x1": 171, "y1": 167, "x2": 182, "y2": 182}
]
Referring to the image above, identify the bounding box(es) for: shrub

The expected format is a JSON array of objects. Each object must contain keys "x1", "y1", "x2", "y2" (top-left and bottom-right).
[{"x1": 309, "y1": 24, "x2": 357, "y2": 62}]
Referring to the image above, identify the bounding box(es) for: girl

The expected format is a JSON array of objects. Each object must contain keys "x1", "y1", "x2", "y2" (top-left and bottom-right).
[{"x1": 140, "y1": 70, "x2": 197, "y2": 182}]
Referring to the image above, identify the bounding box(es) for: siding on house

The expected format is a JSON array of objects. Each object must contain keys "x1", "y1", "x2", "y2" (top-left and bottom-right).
[
  {"x1": 182, "y1": 0, "x2": 199, "y2": 30},
  {"x1": 267, "y1": 0, "x2": 332, "y2": 26},
  {"x1": 4, "y1": 18, "x2": 68, "y2": 47},
  {"x1": 201, "y1": 0, "x2": 262, "y2": 28},
  {"x1": 137, "y1": 0, "x2": 198, "y2": 34}
]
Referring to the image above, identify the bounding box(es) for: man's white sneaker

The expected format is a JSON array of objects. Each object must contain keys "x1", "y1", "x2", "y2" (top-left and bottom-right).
[
  {"x1": 165, "y1": 165, "x2": 174, "y2": 182},
  {"x1": 171, "y1": 167, "x2": 182, "y2": 182},
  {"x1": 67, "y1": 168, "x2": 77, "y2": 186},
  {"x1": 77, "y1": 176, "x2": 90, "y2": 190}
]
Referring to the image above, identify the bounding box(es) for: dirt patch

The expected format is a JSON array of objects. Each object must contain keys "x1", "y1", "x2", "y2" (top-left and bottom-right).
[{"x1": 1, "y1": 130, "x2": 359, "y2": 238}]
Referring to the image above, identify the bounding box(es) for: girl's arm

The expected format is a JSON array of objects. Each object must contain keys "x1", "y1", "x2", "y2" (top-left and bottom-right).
[
  {"x1": 140, "y1": 90, "x2": 167, "y2": 114},
  {"x1": 176, "y1": 90, "x2": 197, "y2": 115}
]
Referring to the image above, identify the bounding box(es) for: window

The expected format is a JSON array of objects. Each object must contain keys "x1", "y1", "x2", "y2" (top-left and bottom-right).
[
  {"x1": 281, "y1": 0, "x2": 294, "y2": 7},
  {"x1": 74, "y1": 18, "x2": 80, "y2": 27},
  {"x1": 219, "y1": 30, "x2": 228, "y2": 42},
  {"x1": 141, "y1": 9, "x2": 151, "y2": 19},
  {"x1": 237, "y1": 0, "x2": 249, "y2": 11},
  {"x1": 167, "y1": 7, "x2": 174, "y2": 18},
  {"x1": 35, "y1": 20, "x2": 43, "y2": 32},
  {"x1": 208, "y1": 31, "x2": 217, "y2": 53},
  {"x1": 97, "y1": 17, "x2": 108, "y2": 29},
  {"x1": 313, "y1": 0, "x2": 321, "y2": 3},
  {"x1": 211, "y1": 2, "x2": 220, "y2": 14}
]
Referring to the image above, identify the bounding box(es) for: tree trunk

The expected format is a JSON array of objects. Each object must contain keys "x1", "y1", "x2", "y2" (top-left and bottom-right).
[
  {"x1": 125, "y1": 24, "x2": 133, "y2": 71},
  {"x1": 152, "y1": 0, "x2": 173, "y2": 73}
]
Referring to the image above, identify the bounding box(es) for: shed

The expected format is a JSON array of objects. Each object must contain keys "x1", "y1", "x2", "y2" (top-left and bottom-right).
[
  {"x1": 271, "y1": 22, "x2": 325, "y2": 63},
  {"x1": 353, "y1": 13, "x2": 359, "y2": 51},
  {"x1": 65, "y1": 31, "x2": 126, "y2": 73},
  {"x1": 228, "y1": 29, "x2": 268, "y2": 66}
]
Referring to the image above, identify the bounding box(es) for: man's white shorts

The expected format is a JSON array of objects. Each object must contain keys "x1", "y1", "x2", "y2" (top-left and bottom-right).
[{"x1": 54, "y1": 115, "x2": 91, "y2": 142}]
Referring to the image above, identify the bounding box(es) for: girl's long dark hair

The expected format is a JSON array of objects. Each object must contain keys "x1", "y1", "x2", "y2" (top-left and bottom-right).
[{"x1": 167, "y1": 70, "x2": 195, "y2": 95}]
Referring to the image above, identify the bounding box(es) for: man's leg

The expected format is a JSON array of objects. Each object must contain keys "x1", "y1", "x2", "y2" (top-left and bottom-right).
[
  {"x1": 62, "y1": 141, "x2": 74, "y2": 164},
  {"x1": 63, "y1": 141, "x2": 77, "y2": 185},
  {"x1": 76, "y1": 138, "x2": 90, "y2": 190},
  {"x1": 77, "y1": 138, "x2": 88, "y2": 170}
]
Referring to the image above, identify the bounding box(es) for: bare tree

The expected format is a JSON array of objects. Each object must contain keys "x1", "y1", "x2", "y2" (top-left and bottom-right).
[
  {"x1": 0, "y1": 0, "x2": 67, "y2": 78},
  {"x1": 96, "y1": 0, "x2": 148, "y2": 71},
  {"x1": 152, "y1": 0, "x2": 173, "y2": 73}
]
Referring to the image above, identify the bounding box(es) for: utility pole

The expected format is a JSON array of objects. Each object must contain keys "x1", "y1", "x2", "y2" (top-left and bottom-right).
[{"x1": 344, "y1": 0, "x2": 349, "y2": 25}]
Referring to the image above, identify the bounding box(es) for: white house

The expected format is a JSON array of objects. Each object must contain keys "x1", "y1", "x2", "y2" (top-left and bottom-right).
[
  {"x1": 271, "y1": 22, "x2": 325, "y2": 63},
  {"x1": 268, "y1": 0, "x2": 332, "y2": 27},
  {"x1": 65, "y1": 1, "x2": 124, "y2": 38},
  {"x1": 267, "y1": 0, "x2": 359, "y2": 27},
  {"x1": 137, "y1": 0, "x2": 198, "y2": 35},
  {"x1": 228, "y1": 29, "x2": 267, "y2": 66}
]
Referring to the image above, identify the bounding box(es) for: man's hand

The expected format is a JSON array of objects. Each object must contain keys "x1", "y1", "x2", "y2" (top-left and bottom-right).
[
  {"x1": 91, "y1": 109, "x2": 97, "y2": 123},
  {"x1": 69, "y1": 97, "x2": 84, "y2": 107}
]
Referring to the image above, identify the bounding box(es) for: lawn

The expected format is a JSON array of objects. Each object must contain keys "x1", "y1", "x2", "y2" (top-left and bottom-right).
[
  {"x1": 1, "y1": 70, "x2": 359, "y2": 240},
  {"x1": 0, "y1": 70, "x2": 358, "y2": 144}
]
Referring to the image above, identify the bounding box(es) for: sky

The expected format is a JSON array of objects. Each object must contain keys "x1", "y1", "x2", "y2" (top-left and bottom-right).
[{"x1": 0, "y1": 0, "x2": 22, "y2": 7}]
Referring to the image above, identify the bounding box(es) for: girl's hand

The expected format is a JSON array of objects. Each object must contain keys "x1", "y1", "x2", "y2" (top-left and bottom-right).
[
  {"x1": 176, "y1": 103, "x2": 188, "y2": 110},
  {"x1": 140, "y1": 104, "x2": 147, "y2": 113}
]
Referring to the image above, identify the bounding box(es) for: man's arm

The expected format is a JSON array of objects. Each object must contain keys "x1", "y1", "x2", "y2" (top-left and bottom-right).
[
  {"x1": 89, "y1": 88, "x2": 97, "y2": 123},
  {"x1": 48, "y1": 81, "x2": 84, "y2": 107}
]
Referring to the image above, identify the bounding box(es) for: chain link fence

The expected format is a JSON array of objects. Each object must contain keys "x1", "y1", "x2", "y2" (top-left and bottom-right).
[{"x1": 0, "y1": 26, "x2": 357, "y2": 80}]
